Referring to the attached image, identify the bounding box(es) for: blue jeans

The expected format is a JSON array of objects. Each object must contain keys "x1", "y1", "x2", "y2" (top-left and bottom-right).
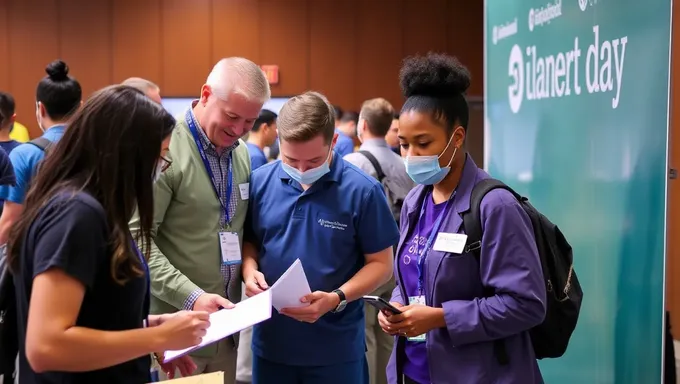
[{"x1": 252, "y1": 355, "x2": 368, "y2": 384}]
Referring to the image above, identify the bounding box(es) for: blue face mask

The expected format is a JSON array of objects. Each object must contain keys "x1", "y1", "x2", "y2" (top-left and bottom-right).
[
  {"x1": 282, "y1": 147, "x2": 333, "y2": 185},
  {"x1": 404, "y1": 134, "x2": 457, "y2": 185}
]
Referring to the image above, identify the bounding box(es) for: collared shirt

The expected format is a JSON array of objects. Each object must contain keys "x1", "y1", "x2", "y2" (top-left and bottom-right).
[
  {"x1": 343, "y1": 138, "x2": 415, "y2": 211},
  {"x1": 0, "y1": 125, "x2": 65, "y2": 204},
  {"x1": 245, "y1": 154, "x2": 400, "y2": 367},
  {"x1": 183, "y1": 108, "x2": 241, "y2": 310}
]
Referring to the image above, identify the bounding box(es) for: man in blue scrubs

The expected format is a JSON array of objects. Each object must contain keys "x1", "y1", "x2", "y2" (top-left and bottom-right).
[
  {"x1": 242, "y1": 91, "x2": 399, "y2": 384},
  {"x1": 246, "y1": 109, "x2": 277, "y2": 171}
]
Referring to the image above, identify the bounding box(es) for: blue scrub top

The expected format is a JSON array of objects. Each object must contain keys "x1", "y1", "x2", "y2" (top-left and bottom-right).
[
  {"x1": 334, "y1": 131, "x2": 354, "y2": 157},
  {"x1": 246, "y1": 142, "x2": 268, "y2": 171},
  {"x1": 245, "y1": 152, "x2": 399, "y2": 367},
  {"x1": 0, "y1": 125, "x2": 65, "y2": 204}
]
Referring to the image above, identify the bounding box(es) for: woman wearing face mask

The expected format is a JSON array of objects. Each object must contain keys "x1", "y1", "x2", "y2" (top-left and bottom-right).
[
  {"x1": 379, "y1": 53, "x2": 547, "y2": 384},
  {"x1": 8, "y1": 85, "x2": 211, "y2": 384}
]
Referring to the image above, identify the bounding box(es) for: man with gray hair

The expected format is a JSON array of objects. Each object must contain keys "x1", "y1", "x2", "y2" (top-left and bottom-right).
[
  {"x1": 121, "y1": 77, "x2": 162, "y2": 103},
  {"x1": 242, "y1": 91, "x2": 398, "y2": 383},
  {"x1": 130, "y1": 57, "x2": 270, "y2": 383}
]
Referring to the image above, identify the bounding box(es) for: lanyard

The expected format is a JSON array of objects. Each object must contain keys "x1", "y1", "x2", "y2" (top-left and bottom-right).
[
  {"x1": 415, "y1": 190, "x2": 456, "y2": 295},
  {"x1": 185, "y1": 109, "x2": 233, "y2": 224}
]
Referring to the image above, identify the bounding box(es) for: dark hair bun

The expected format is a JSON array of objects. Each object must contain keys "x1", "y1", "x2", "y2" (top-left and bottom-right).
[
  {"x1": 45, "y1": 60, "x2": 70, "y2": 82},
  {"x1": 399, "y1": 53, "x2": 471, "y2": 99}
]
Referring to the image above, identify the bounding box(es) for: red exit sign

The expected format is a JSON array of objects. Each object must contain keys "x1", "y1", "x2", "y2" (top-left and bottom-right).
[{"x1": 261, "y1": 65, "x2": 279, "y2": 85}]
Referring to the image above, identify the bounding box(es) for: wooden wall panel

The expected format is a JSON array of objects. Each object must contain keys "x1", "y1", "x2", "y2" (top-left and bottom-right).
[
  {"x1": 308, "y1": 0, "x2": 357, "y2": 108},
  {"x1": 7, "y1": 0, "x2": 60, "y2": 139},
  {"x1": 447, "y1": 1, "x2": 484, "y2": 96},
  {"x1": 355, "y1": 0, "x2": 404, "y2": 110},
  {"x1": 0, "y1": 0, "x2": 484, "y2": 136},
  {"x1": 212, "y1": 0, "x2": 261, "y2": 66},
  {"x1": 0, "y1": 1, "x2": 9, "y2": 91},
  {"x1": 111, "y1": 0, "x2": 162, "y2": 84},
  {"x1": 402, "y1": 0, "x2": 448, "y2": 57},
  {"x1": 259, "y1": 0, "x2": 310, "y2": 96},
  {"x1": 161, "y1": 0, "x2": 211, "y2": 96},
  {"x1": 59, "y1": 0, "x2": 113, "y2": 99}
]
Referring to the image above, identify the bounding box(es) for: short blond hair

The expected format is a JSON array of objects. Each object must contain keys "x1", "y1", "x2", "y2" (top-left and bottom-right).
[
  {"x1": 206, "y1": 57, "x2": 271, "y2": 104},
  {"x1": 277, "y1": 91, "x2": 335, "y2": 144},
  {"x1": 360, "y1": 98, "x2": 395, "y2": 137}
]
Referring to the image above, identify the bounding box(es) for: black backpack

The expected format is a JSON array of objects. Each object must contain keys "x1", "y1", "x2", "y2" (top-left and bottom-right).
[
  {"x1": 462, "y1": 179, "x2": 583, "y2": 364},
  {"x1": 0, "y1": 246, "x2": 17, "y2": 384},
  {"x1": 358, "y1": 151, "x2": 403, "y2": 224}
]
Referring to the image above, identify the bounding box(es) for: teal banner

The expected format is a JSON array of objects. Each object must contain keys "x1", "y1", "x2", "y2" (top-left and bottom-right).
[{"x1": 484, "y1": 0, "x2": 671, "y2": 382}]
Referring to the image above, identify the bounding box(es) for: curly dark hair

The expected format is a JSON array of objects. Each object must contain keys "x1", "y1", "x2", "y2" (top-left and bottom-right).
[{"x1": 399, "y1": 52, "x2": 471, "y2": 131}]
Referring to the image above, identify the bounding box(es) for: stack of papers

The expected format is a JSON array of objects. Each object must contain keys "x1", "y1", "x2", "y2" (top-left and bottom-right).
[
  {"x1": 164, "y1": 290, "x2": 272, "y2": 362},
  {"x1": 269, "y1": 258, "x2": 312, "y2": 312},
  {"x1": 163, "y1": 259, "x2": 312, "y2": 362}
]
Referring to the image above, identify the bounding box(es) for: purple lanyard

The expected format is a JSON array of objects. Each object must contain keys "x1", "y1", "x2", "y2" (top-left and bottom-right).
[{"x1": 414, "y1": 191, "x2": 455, "y2": 295}]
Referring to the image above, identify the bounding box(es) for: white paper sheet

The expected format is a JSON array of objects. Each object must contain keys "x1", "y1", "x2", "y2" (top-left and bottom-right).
[
  {"x1": 269, "y1": 258, "x2": 312, "y2": 312},
  {"x1": 163, "y1": 290, "x2": 272, "y2": 362}
]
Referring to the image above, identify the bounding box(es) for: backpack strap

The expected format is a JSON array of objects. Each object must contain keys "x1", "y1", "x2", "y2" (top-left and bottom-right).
[
  {"x1": 358, "y1": 150, "x2": 386, "y2": 182},
  {"x1": 27, "y1": 137, "x2": 53, "y2": 152},
  {"x1": 462, "y1": 178, "x2": 523, "y2": 367},
  {"x1": 463, "y1": 178, "x2": 520, "y2": 258}
]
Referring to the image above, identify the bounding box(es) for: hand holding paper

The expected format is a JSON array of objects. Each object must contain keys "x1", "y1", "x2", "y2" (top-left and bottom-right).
[
  {"x1": 163, "y1": 290, "x2": 273, "y2": 362},
  {"x1": 269, "y1": 258, "x2": 312, "y2": 312}
]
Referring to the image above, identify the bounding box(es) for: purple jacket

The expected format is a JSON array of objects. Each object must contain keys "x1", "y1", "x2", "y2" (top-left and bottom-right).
[{"x1": 386, "y1": 156, "x2": 546, "y2": 384}]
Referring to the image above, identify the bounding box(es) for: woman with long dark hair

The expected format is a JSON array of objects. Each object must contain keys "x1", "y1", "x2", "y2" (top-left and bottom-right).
[{"x1": 8, "y1": 85, "x2": 210, "y2": 384}]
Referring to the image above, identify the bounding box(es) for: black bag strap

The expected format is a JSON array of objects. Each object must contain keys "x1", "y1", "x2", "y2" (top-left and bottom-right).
[
  {"x1": 462, "y1": 178, "x2": 524, "y2": 367},
  {"x1": 358, "y1": 150, "x2": 386, "y2": 182},
  {"x1": 463, "y1": 178, "x2": 522, "y2": 259},
  {"x1": 27, "y1": 137, "x2": 52, "y2": 152}
]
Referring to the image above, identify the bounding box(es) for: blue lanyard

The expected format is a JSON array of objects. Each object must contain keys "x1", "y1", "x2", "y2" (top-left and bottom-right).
[
  {"x1": 415, "y1": 191, "x2": 456, "y2": 295},
  {"x1": 185, "y1": 109, "x2": 233, "y2": 224}
]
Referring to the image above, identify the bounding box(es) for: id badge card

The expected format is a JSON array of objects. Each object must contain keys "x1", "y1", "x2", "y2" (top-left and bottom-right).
[
  {"x1": 407, "y1": 295, "x2": 427, "y2": 342},
  {"x1": 219, "y1": 231, "x2": 241, "y2": 265}
]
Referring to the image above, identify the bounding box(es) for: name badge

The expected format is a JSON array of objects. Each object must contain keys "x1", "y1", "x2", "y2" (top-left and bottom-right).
[
  {"x1": 239, "y1": 183, "x2": 250, "y2": 200},
  {"x1": 219, "y1": 232, "x2": 242, "y2": 265},
  {"x1": 407, "y1": 295, "x2": 427, "y2": 342},
  {"x1": 432, "y1": 232, "x2": 467, "y2": 254}
]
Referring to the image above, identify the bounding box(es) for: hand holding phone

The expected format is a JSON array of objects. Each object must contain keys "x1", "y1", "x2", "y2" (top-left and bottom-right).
[{"x1": 362, "y1": 295, "x2": 402, "y2": 315}]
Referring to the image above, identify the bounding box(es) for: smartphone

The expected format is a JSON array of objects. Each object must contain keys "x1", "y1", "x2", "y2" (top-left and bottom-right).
[{"x1": 362, "y1": 295, "x2": 402, "y2": 315}]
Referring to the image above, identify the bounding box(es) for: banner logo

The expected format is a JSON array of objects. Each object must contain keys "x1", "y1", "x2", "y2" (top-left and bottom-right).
[
  {"x1": 528, "y1": 0, "x2": 563, "y2": 32},
  {"x1": 493, "y1": 18, "x2": 518, "y2": 45},
  {"x1": 508, "y1": 44, "x2": 524, "y2": 113}
]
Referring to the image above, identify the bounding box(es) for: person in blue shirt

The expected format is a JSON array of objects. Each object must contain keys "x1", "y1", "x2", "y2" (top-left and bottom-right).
[
  {"x1": 0, "y1": 59, "x2": 82, "y2": 244},
  {"x1": 0, "y1": 92, "x2": 21, "y2": 154},
  {"x1": 332, "y1": 105, "x2": 355, "y2": 157},
  {"x1": 242, "y1": 91, "x2": 399, "y2": 384},
  {"x1": 246, "y1": 109, "x2": 278, "y2": 171}
]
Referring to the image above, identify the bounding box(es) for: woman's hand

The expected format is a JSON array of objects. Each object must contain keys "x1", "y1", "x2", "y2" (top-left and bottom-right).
[
  {"x1": 157, "y1": 354, "x2": 197, "y2": 379},
  {"x1": 379, "y1": 304, "x2": 445, "y2": 338},
  {"x1": 377, "y1": 302, "x2": 405, "y2": 335},
  {"x1": 155, "y1": 311, "x2": 210, "y2": 351}
]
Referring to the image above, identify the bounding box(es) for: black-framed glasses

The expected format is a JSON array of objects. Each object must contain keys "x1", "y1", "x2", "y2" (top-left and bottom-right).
[{"x1": 159, "y1": 155, "x2": 172, "y2": 173}]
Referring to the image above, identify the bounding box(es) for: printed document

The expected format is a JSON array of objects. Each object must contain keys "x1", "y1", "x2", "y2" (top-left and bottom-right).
[
  {"x1": 269, "y1": 258, "x2": 312, "y2": 311},
  {"x1": 164, "y1": 290, "x2": 272, "y2": 362}
]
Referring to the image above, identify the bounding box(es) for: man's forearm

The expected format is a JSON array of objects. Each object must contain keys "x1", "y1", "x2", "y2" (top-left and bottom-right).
[
  {"x1": 339, "y1": 256, "x2": 393, "y2": 302},
  {"x1": 241, "y1": 242, "x2": 259, "y2": 275}
]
